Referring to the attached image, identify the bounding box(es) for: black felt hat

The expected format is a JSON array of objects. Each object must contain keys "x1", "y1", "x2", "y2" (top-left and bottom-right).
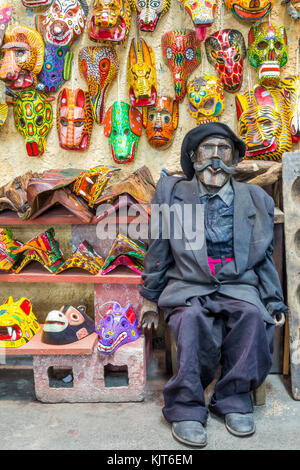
[{"x1": 180, "y1": 123, "x2": 246, "y2": 180}]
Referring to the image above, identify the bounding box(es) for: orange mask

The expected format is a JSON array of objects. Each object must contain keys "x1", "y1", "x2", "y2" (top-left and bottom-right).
[{"x1": 142, "y1": 96, "x2": 179, "y2": 149}]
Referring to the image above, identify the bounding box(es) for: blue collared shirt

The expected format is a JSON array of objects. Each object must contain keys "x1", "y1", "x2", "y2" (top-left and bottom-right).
[{"x1": 198, "y1": 179, "x2": 234, "y2": 259}]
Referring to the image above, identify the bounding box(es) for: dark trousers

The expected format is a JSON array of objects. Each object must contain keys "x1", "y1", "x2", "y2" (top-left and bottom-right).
[{"x1": 163, "y1": 294, "x2": 275, "y2": 425}]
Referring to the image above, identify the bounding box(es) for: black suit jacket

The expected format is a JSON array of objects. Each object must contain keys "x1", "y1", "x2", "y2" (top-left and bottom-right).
[{"x1": 140, "y1": 175, "x2": 287, "y2": 324}]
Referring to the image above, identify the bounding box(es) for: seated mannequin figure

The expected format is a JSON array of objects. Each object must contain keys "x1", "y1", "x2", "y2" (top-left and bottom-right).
[{"x1": 139, "y1": 122, "x2": 287, "y2": 447}]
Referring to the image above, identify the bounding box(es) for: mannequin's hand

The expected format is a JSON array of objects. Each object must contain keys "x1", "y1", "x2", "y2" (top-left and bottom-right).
[
  {"x1": 274, "y1": 312, "x2": 285, "y2": 327},
  {"x1": 138, "y1": 299, "x2": 159, "y2": 330}
]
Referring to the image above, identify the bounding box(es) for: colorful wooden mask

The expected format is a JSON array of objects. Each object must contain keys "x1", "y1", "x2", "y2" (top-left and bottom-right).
[
  {"x1": 36, "y1": 0, "x2": 89, "y2": 47},
  {"x1": 0, "y1": 1, "x2": 13, "y2": 47},
  {"x1": 135, "y1": 0, "x2": 170, "y2": 32},
  {"x1": 73, "y1": 165, "x2": 118, "y2": 207},
  {"x1": 57, "y1": 88, "x2": 93, "y2": 151},
  {"x1": 96, "y1": 302, "x2": 142, "y2": 355},
  {"x1": 235, "y1": 85, "x2": 292, "y2": 161},
  {"x1": 205, "y1": 29, "x2": 246, "y2": 93},
  {"x1": 0, "y1": 297, "x2": 40, "y2": 348},
  {"x1": 162, "y1": 30, "x2": 201, "y2": 102},
  {"x1": 42, "y1": 304, "x2": 94, "y2": 345},
  {"x1": 38, "y1": 44, "x2": 73, "y2": 93},
  {"x1": 280, "y1": 75, "x2": 300, "y2": 143},
  {"x1": 104, "y1": 101, "x2": 142, "y2": 163},
  {"x1": 224, "y1": 0, "x2": 273, "y2": 21},
  {"x1": 0, "y1": 25, "x2": 44, "y2": 89},
  {"x1": 281, "y1": 0, "x2": 300, "y2": 19},
  {"x1": 142, "y1": 96, "x2": 178, "y2": 149},
  {"x1": 187, "y1": 76, "x2": 225, "y2": 125},
  {"x1": 0, "y1": 228, "x2": 23, "y2": 271},
  {"x1": 127, "y1": 38, "x2": 157, "y2": 107},
  {"x1": 101, "y1": 233, "x2": 146, "y2": 275},
  {"x1": 79, "y1": 46, "x2": 119, "y2": 125},
  {"x1": 178, "y1": 0, "x2": 217, "y2": 41},
  {"x1": 22, "y1": 0, "x2": 52, "y2": 6},
  {"x1": 248, "y1": 22, "x2": 288, "y2": 88},
  {"x1": 88, "y1": 0, "x2": 132, "y2": 44},
  {"x1": 12, "y1": 90, "x2": 54, "y2": 158},
  {"x1": 56, "y1": 241, "x2": 104, "y2": 275}
]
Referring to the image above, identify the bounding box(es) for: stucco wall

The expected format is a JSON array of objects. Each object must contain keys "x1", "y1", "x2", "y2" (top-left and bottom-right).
[{"x1": 0, "y1": 0, "x2": 299, "y2": 321}]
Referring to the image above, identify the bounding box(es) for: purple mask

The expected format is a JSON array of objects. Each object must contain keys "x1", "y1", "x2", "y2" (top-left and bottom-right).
[{"x1": 96, "y1": 302, "x2": 141, "y2": 355}]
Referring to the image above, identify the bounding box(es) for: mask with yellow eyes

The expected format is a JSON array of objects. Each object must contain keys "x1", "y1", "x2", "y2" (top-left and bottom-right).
[
  {"x1": 205, "y1": 28, "x2": 246, "y2": 93},
  {"x1": 142, "y1": 96, "x2": 179, "y2": 149},
  {"x1": 187, "y1": 76, "x2": 225, "y2": 125},
  {"x1": 235, "y1": 84, "x2": 292, "y2": 161},
  {"x1": 248, "y1": 22, "x2": 288, "y2": 88},
  {"x1": 0, "y1": 297, "x2": 40, "y2": 348}
]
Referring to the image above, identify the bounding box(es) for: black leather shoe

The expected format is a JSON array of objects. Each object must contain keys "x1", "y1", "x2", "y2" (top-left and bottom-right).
[
  {"x1": 225, "y1": 413, "x2": 255, "y2": 437},
  {"x1": 171, "y1": 421, "x2": 207, "y2": 447}
]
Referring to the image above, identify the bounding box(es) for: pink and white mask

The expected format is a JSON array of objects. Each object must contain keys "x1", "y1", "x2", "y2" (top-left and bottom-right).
[{"x1": 36, "y1": 0, "x2": 89, "y2": 47}]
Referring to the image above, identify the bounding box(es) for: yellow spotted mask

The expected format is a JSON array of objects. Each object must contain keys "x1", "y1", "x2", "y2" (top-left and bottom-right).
[{"x1": 187, "y1": 76, "x2": 225, "y2": 125}]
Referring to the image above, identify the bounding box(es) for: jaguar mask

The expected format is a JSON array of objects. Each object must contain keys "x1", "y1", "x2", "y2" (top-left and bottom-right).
[
  {"x1": 104, "y1": 101, "x2": 142, "y2": 163},
  {"x1": 88, "y1": 0, "x2": 132, "y2": 44},
  {"x1": 281, "y1": 0, "x2": 300, "y2": 20},
  {"x1": 162, "y1": 29, "x2": 202, "y2": 102},
  {"x1": 280, "y1": 75, "x2": 300, "y2": 143},
  {"x1": 0, "y1": 297, "x2": 40, "y2": 348},
  {"x1": 135, "y1": 0, "x2": 170, "y2": 32},
  {"x1": 42, "y1": 304, "x2": 94, "y2": 345},
  {"x1": 57, "y1": 88, "x2": 93, "y2": 151},
  {"x1": 187, "y1": 76, "x2": 225, "y2": 124},
  {"x1": 96, "y1": 302, "x2": 142, "y2": 355},
  {"x1": 36, "y1": 0, "x2": 89, "y2": 47},
  {"x1": 79, "y1": 46, "x2": 119, "y2": 125},
  {"x1": 37, "y1": 44, "x2": 73, "y2": 93},
  {"x1": 73, "y1": 165, "x2": 118, "y2": 207},
  {"x1": 205, "y1": 29, "x2": 246, "y2": 93},
  {"x1": 248, "y1": 22, "x2": 288, "y2": 88},
  {"x1": 236, "y1": 85, "x2": 292, "y2": 161},
  {"x1": 0, "y1": 25, "x2": 44, "y2": 90},
  {"x1": 127, "y1": 38, "x2": 157, "y2": 107},
  {"x1": 224, "y1": 0, "x2": 273, "y2": 21},
  {"x1": 142, "y1": 96, "x2": 179, "y2": 149},
  {"x1": 178, "y1": 0, "x2": 217, "y2": 41},
  {"x1": 12, "y1": 90, "x2": 54, "y2": 157}
]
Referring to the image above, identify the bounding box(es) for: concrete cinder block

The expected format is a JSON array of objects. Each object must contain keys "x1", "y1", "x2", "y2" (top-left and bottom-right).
[{"x1": 33, "y1": 336, "x2": 146, "y2": 403}]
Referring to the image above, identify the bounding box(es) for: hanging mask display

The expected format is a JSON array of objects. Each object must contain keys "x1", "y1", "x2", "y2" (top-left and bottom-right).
[
  {"x1": 88, "y1": 0, "x2": 132, "y2": 44},
  {"x1": 162, "y1": 30, "x2": 202, "y2": 102},
  {"x1": 235, "y1": 85, "x2": 292, "y2": 161},
  {"x1": 127, "y1": 38, "x2": 157, "y2": 107},
  {"x1": 0, "y1": 1, "x2": 13, "y2": 47},
  {"x1": 0, "y1": 228, "x2": 23, "y2": 271},
  {"x1": 42, "y1": 304, "x2": 94, "y2": 345},
  {"x1": 142, "y1": 96, "x2": 178, "y2": 149},
  {"x1": 22, "y1": 0, "x2": 52, "y2": 6},
  {"x1": 101, "y1": 233, "x2": 147, "y2": 275},
  {"x1": 248, "y1": 22, "x2": 288, "y2": 88},
  {"x1": 12, "y1": 90, "x2": 54, "y2": 158},
  {"x1": 224, "y1": 0, "x2": 273, "y2": 21},
  {"x1": 104, "y1": 101, "x2": 142, "y2": 163},
  {"x1": 280, "y1": 75, "x2": 300, "y2": 143},
  {"x1": 135, "y1": 0, "x2": 170, "y2": 32},
  {"x1": 96, "y1": 302, "x2": 142, "y2": 355},
  {"x1": 281, "y1": 0, "x2": 300, "y2": 20},
  {"x1": 55, "y1": 241, "x2": 104, "y2": 275},
  {"x1": 79, "y1": 46, "x2": 119, "y2": 125},
  {"x1": 57, "y1": 88, "x2": 93, "y2": 151},
  {"x1": 0, "y1": 25, "x2": 44, "y2": 90},
  {"x1": 73, "y1": 165, "x2": 118, "y2": 207},
  {"x1": 187, "y1": 76, "x2": 225, "y2": 125},
  {"x1": 205, "y1": 29, "x2": 246, "y2": 93},
  {"x1": 36, "y1": 0, "x2": 89, "y2": 47},
  {"x1": 0, "y1": 297, "x2": 40, "y2": 348},
  {"x1": 178, "y1": 0, "x2": 217, "y2": 41},
  {"x1": 38, "y1": 44, "x2": 73, "y2": 93}
]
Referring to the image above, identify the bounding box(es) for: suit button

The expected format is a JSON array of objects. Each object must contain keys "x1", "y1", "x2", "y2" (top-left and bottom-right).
[{"x1": 214, "y1": 284, "x2": 219, "y2": 288}]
